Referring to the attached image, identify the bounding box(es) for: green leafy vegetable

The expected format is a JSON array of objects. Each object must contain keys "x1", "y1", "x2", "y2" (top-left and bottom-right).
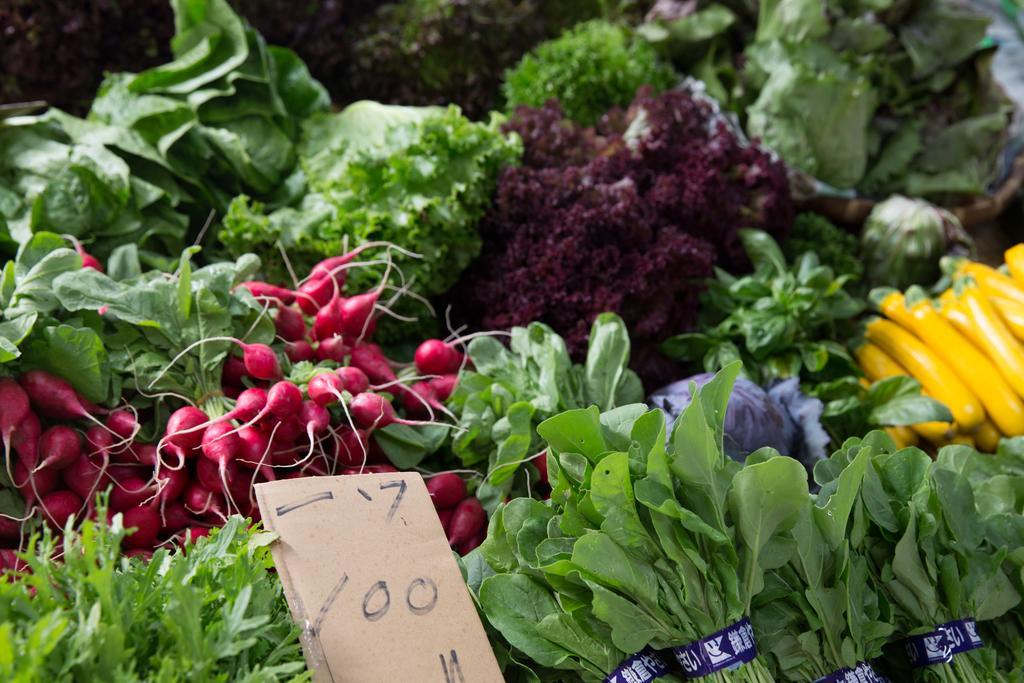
[
  {"x1": 503, "y1": 19, "x2": 677, "y2": 126},
  {"x1": 0, "y1": 512, "x2": 308, "y2": 681},
  {"x1": 449, "y1": 313, "x2": 642, "y2": 512},
  {"x1": 781, "y1": 213, "x2": 863, "y2": 283}
]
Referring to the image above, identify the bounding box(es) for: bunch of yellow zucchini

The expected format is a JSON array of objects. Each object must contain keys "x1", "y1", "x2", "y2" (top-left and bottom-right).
[{"x1": 856, "y1": 244, "x2": 1024, "y2": 452}]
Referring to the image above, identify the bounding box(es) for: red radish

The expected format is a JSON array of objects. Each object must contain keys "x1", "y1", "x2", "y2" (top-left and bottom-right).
[
  {"x1": 110, "y1": 476, "x2": 154, "y2": 513},
  {"x1": 19, "y1": 370, "x2": 101, "y2": 421},
  {"x1": 241, "y1": 343, "x2": 281, "y2": 380},
  {"x1": 196, "y1": 456, "x2": 245, "y2": 499},
  {"x1": 403, "y1": 381, "x2": 439, "y2": 418},
  {"x1": 184, "y1": 526, "x2": 210, "y2": 543},
  {"x1": 11, "y1": 411, "x2": 41, "y2": 467},
  {"x1": 295, "y1": 276, "x2": 335, "y2": 315},
  {"x1": 286, "y1": 340, "x2": 315, "y2": 362},
  {"x1": 437, "y1": 508, "x2": 453, "y2": 531},
  {"x1": 349, "y1": 393, "x2": 396, "y2": 429},
  {"x1": 426, "y1": 473, "x2": 467, "y2": 510},
  {"x1": 39, "y1": 490, "x2": 82, "y2": 529},
  {"x1": 36, "y1": 426, "x2": 81, "y2": 472},
  {"x1": 160, "y1": 502, "x2": 192, "y2": 532},
  {"x1": 350, "y1": 344, "x2": 396, "y2": 385},
  {"x1": 300, "y1": 401, "x2": 330, "y2": 435},
  {"x1": 183, "y1": 484, "x2": 224, "y2": 518},
  {"x1": 13, "y1": 461, "x2": 58, "y2": 504},
  {"x1": 0, "y1": 379, "x2": 30, "y2": 461},
  {"x1": 239, "y1": 281, "x2": 294, "y2": 305},
  {"x1": 236, "y1": 426, "x2": 270, "y2": 465},
  {"x1": 414, "y1": 339, "x2": 463, "y2": 376},
  {"x1": 134, "y1": 444, "x2": 158, "y2": 467},
  {"x1": 308, "y1": 372, "x2": 345, "y2": 407},
  {"x1": 201, "y1": 422, "x2": 241, "y2": 465},
  {"x1": 339, "y1": 291, "x2": 379, "y2": 338},
  {"x1": 122, "y1": 506, "x2": 160, "y2": 549},
  {"x1": 153, "y1": 466, "x2": 188, "y2": 504},
  {"x1": 266, "y1": 381, "x2": 303, "y2": 419},
  {"x1": 231, "y1": 387, "x2": 268, "y2": 422},
  {"x1": 0, "y1": 513, "x2": 22, "y2": 540},
  {"x1": 63, "y1": 455, "x2": 108, "y2": 502},
  {"x1": 535, "y1": 451, "x2": 550, "y2": 486},
  {"x1": 222, "y1": 354, "x2": 248, "y2": 386},
  {"x1": 336, "y1": 366, "x2": 369, "y2": 395},
  {"x1": 313, "y1": 298, "x2": 345, "y2": 341},
  {"x1": 124, "y1": 549, "x2": 154, "y2": 561},
  {"x1": 79, "y1": 252, "x2": 103, "y2": 272},
  {"x1": 85, "y1": 425, "x2": 115, "y2": 458},
  {"x1": 224, "y1": 385, "x2": 241, "y2": 400},
  {"x1": 0, "y1": 549, "x2": 27, "y2": 574},
  {"x1": 334, "y1": 428, "x2": 370, "y2": 467},
  {"x1": 447, "y1": 497, "x2": 485, "y2": 547},
  {"x1": 164, "y1": 406, "x2": 209, "y2": 453},
  {"x1": 105, "y1": 410, "x2": 138, "y2": 440},
  {"x1": 429, "y1": 375, "x2": 458, "y2": 401},
  {"x1": 457, "y1": 529, "x2": 486, "y2": 555},
  {"x1": 364, "y1": 464, "x2": 398, "y2": 474},
  {"x1": 316, "y1": 336, "x2": 351, "y2": 362},
  {"x1": 275, "y1": 305, "x2": 306, "y2": 342}
]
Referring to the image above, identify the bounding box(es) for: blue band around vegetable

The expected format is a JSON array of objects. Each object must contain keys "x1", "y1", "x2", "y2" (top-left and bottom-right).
[
  {"x1": 604, "y1": 647, "x2": 671, "y2": 683},
  {"x1": 903, "y1": 618, "x2": 984, "y2": 667},
  {"x1": 813, "y1": 661, "x2": 889, "y2": 683},
  {"x1": 671, "y1": 618, "x2": 758, "y2": 678}
]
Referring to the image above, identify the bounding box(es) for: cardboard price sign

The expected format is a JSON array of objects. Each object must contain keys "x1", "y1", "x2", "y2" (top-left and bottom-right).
[{"x1": 255, "y1": 474, "x2": 503, "y2": 683}]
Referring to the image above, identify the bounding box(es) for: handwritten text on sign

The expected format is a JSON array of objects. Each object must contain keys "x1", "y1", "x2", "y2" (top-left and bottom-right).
[{"x1": 255, "y1": 474, "x2": 503, "y2": 683}]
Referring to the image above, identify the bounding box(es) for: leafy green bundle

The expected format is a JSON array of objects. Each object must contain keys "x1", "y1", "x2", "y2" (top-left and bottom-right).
[
  {"x1": 476, "y1": 364, "x2": 805, "y2": 681},
  {"x1": 815, "y1": 434, "x2": 1021, "y2": 681},
  {"x1": 449, "y1": 314, "x2": 642, "y2": 512},
  {"x1": 503, "y1": 19, "x2": 677, "y2": 126},
  {"x1": 220, "y1": 101, "x2": 521, "y2": 306},
  {"x1": 640, "y1": 0, "x2": 1013, "y2": 200},
  {"x1": 0, "y1": 0, "x2": 328, "y2": 267},
  {"x1": 0, "y1": 513, "x2": 307, "y2": 681}
]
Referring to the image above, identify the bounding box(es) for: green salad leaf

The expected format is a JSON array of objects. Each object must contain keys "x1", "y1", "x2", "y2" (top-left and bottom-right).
[{"x1": 0, "y1": 513, "x2": 308, "y2": 681}]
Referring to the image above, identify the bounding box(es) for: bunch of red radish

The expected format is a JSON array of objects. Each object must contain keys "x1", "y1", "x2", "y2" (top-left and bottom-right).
[{"x1": 0, "y1": 243, "x2": 483, "y2": 562}]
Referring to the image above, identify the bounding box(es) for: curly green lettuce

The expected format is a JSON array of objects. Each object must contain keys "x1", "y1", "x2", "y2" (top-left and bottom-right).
[{"x1": 503, "y1": 19, "x2": 677, "y2": 126}]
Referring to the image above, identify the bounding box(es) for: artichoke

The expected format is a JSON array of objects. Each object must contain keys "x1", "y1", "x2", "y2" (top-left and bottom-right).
[{"x1": 860, "y1": 195, "x2": 974, "y2": 290}]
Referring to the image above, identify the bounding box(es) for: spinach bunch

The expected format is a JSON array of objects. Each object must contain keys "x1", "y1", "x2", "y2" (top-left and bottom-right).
[
  {"x1": 752, "y1": 440, "x2": 895, "y2": 680},
  {"x1": 0, "y1": 512, "x2": 308, "y2": 681},
  {"x1": 449, "y1": 313, "x2": 643, "y2": 512},
  {"x1": 815, "y1": 434, "x2": 1021, "y2": 681},
  {"x1": 476, "y1": 364, "x2": 806, "y2": 682},
  {"x1": 933, "y1": 440, "x2": 1024, "y2": 677}
]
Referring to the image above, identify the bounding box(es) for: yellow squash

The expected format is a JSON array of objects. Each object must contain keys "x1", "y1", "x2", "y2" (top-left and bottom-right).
[
  {"x1": 950, "y1": 434, "x2": 976, "y2": 447},
  {"x1": 959, "y1": 261, "x2": 1024, "y2": 306},
  {"x1": 938, "y1": 292, "x2": 985, "y2": 348},
  {"x1": 865, "y1": 317, "x2": 985, "y2": 430},
  {"x1": 960, "y1": 284, "x2": 1024, "y2": 401},
  {"x1": 854, "y1": 342, "x2": 955, "y2": 443},
  {"x1": 885, "y1": 426, "x2": 919, "y2": 449},
  {"x1": 990, "y1": 296, "x2": 1024, "y2": 343},
  {"x1": 1005, "y1": 244, "x2": 1024, "y2": 285},
  {"x1": 890, "y1": 292, "x2": 1024, "y2": 436},
  {"x1": 974, "y1": 419, "x2": 1001, "y2": 453}
]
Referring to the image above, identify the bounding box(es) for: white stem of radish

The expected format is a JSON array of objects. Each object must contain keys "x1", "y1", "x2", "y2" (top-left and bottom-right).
[
  {"x1": 381, "y1": 283, "x2": 436, "y2": 316},
  {"x1": 277, "y1": 241, "x2": 300, "y2": 290},
  {"x1": 331, "y1": 392, "x2": 369, "y2": 469},
  {"x1": 417, "y1": 468, "x2": 485, "y2": 480},
  {"x1": 242, "y1": 299, "x2": 274, "y2": 341}
]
